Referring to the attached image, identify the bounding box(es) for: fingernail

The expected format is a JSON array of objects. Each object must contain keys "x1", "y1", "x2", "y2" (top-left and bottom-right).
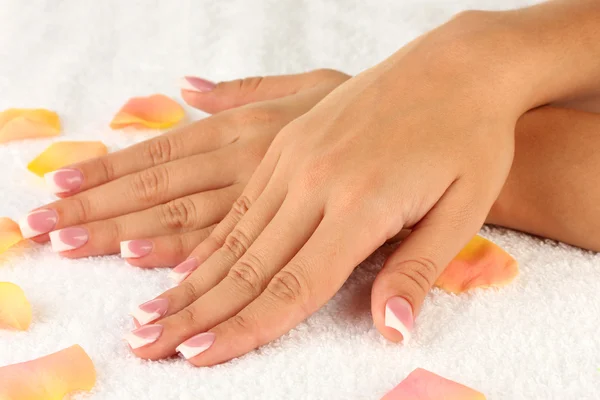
[
  {"x1": 44, "y1": 169, "x2": 83, "y2": 194},
  {"x1": 18, "y1": 209, "x2": 58, "y2": 239},
  {"x1": 124, "y1": 324, "x2": 163, "y2": 349},
  {"x1": 120, "y1": 240, "x2": 153, "y2": 259},
  {"x1": 168, "y1": 258, "x2": 199, "y2": 283},
  {"x1": 176, "y1": 332, "x2": 216, "y2": 359},
  {"x1": 130, "y1": 298, "x2": 168, "y2": 326},
  {"x1": 384, "y1": 296, "x2": 414, "y2": 343},
  {"x1": 49, "y1": 227, "x2": 89, "y2": 252},
  {"x1": 180, "y1": 76, "x2": 216, "y2": 92}
]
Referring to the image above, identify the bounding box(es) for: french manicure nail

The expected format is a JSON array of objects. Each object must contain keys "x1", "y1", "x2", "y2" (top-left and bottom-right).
[
  {"x1": 176, "y1": 332, "x2": 216, "y2": 359},
  {"x1": 384, "y1": 296, "x2": 414, "y2": 343},
  {"x1": 168, "y1": 258, "x2": 199, "y2": 283},
  {"x1": 180, "y1": 76, "x2": 216, "y2": 92},
  {"x1": 130, "y1": 298, "x2": 168, "y2": 326},
  {"x1": 124, "y1": 324, "x2": 164, "y2": 349},
  {"x1": 49, "y1": 227, "x2": 89, "y2": 252},
  {"x1": 44, "y1": 169, "x2": 83, "y2": 194},
  {"x1": 120, "y1": 240, "x2": 153, "y2": 258},
  {"x1": 18, "y1": 209, "x2": 58, "y2": 239}
]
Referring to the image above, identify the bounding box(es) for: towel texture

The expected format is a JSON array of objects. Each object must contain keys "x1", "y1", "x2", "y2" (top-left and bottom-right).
[{"x1": 1, "y1": 0, "x2": 599, "y2": 399}]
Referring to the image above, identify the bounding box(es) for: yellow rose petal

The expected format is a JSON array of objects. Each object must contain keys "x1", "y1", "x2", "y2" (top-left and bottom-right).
[
  {"x1": 0, "y1": 282, "x2": 32, "y2": 331},
  {"x1": 0, "y1": 345, "x2": 96, "y2": 400},
  {"x1": 0, "y1": 109, "x2": 60, "y2": 144},
  {"x1": 381, "y1": 368, "x2": 486, "y2": 400},
  {"x1": 435, "y1": 235, "x2": 518, "y2": 293},
  {"x1": 27, "y1": 141, "x2": 108, "y2": 177},
  {"x1": 0, "y1": 218, "x2": 22, "y2": 254},
  {"x1": 110, "y1": 94, "x2": 185, "y2": 130}
]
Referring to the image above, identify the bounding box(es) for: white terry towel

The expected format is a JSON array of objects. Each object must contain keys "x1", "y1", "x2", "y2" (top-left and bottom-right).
[{"x1": 0, "y1": 0, "x2": 599, "y2": 399}]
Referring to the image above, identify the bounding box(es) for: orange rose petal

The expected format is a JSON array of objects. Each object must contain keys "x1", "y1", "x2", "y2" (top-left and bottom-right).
[
  {"x1": 0, "y1": 109, "x2": 60, "y2": 144},
  {"x1": 382, "y1": 368, "x2": 486, "y2": 400},
  {"x1": 0, "y1": 282, "x2": 32, "y2": 331},
  {"x1": 0, "y1": 218, "x2": 22, "y2": 254},
  {"x1": 0, "y1": 345, "x2": 96, "y2": 400},
  {"x1": 435, "y1": 235, "x2": 518, "y2": 294},
  {"x1": 110, "y1": 94, "x2": 185, "y2": 129},
  {"x1": 27, "y1": 141, "x2": 108, "y2": 177}
]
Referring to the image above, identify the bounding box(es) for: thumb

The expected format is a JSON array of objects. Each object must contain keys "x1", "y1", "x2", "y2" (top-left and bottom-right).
[
  {"x1": 180, "y1": 69, "x2": 349, "y2": 114},
  {"x1": 371, "y1": 189, "x2": 486, "y2": 343}
]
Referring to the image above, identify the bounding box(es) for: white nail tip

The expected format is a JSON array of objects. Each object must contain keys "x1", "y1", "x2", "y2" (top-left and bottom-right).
[
  {"x1": 179, "y1": 77, "x2": 200, "y2": 92},
  {"x1": 18, "y1": 210, "x2": 57, "y2": 239},
  {"x1": 44, "y1": 171, "x2": 69, "y2": 194},
  {"x1": 124, "y1": 332, "x2": 156, "y2": 350},
  {"x1": 176, "y1": 342, "x2": 212, "y2": 360},
  {"x1": 384, "y1": 304, "x2": 412, "y2": 343},
  {"x1": 49, "y1": 230, "x2": 76, "y2": 253},
  {"x1": 168, "y1": 270, "x2": 189, "y2": 284},
  {"x1": 130, "y1": 307, "x2": 161, "y2": 326},
  {"x1": 120, "y1": 241, "x2": 139, "y2": 259}
]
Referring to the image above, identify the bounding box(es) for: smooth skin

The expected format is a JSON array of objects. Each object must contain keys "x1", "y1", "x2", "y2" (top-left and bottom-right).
[{"x1": 23, "y1": 1, "x2": 600, "y2": 365}]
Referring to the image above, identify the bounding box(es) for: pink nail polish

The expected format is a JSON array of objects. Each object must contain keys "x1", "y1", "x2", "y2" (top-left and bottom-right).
[
  {"x1": 180, "y1": 76, "x2": 216, "y2": 92},
  {"x1": 168, "y1": 258, "x2": 199, "y2": 283},
  {"x1": 18, "y1": 209, "x2": 58, "y2": 239},
  {"x1": 130, "y1": 298, "x2": 168, "y2": 326},
  {"x1": 384, "y1": 296, "x2": 414, "y2": 343},
  {"x1": 124, "y1": 324, "x2": 163, "y2": 349},
  {"x1": 176, "y1": 332, "x2": 215, "y2": 359},
  {"x1": 49, "y1": 227, "x2": 89, "y2": 252},
  {"x1": 120, "y1": 240, "x2": 153, "y2": 259},
  {"x1": 44, "y1": 169, "x2": 83, "y2": 194}
]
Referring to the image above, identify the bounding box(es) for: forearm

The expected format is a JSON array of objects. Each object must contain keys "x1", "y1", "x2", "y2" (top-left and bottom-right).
[{"x1": 487, "y1": 106, "x2": 600, "y2": 251}]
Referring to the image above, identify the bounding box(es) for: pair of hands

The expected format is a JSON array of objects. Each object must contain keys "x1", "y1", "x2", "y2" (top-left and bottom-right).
[{"x1": 24, "y1": 12, "x2": 522, "y2": 365}]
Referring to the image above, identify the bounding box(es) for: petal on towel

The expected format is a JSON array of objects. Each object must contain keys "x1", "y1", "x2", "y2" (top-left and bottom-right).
[
  {"x1": 0, "y1": 108, "x2": 61, "y2": 144},
  {"x1": 435, "y1": 235, "x2": 518, "y2": 293},
  {"x1": 0, "y1": 218, "x2": 22, "y2": 254},
  {"x1": 110, "y1": 94, "x2": 185, "y2": 129},
  {"x1": 27, "y1": 141, "x2": 108, "y2": 177},
  {"x1": 0, "y1": 282, "x2": 31, "y2": 330},
  {"x1": 0, "y1": 345, "x2": 96, "y2": 400},
  {"x1": 381, "y1": 368, "x2": 486, "y2": 400}
]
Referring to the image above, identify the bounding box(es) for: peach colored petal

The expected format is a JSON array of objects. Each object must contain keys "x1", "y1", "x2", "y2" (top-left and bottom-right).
[
  {"x1": 382, "y1": 368, "x2": 486, "y2": 400},
  {"x1": 0, "y1": 218, "x2": 22, "y2": 254},
  {"x1": 0, "y1": 109, "x2": 60, "y2": 144},
  {"x1": 0, "y1": 345, "x2": 96, "y2": 400},
  {"x1": 110, "y1": 94, "x2": 185, "y2": 129},
  {"x1": 27, "y1": 141, "x2": 108, "y2": 177},
  {"x1": 0, "y1": 282, "x2": 31, "y2": 331},
  {"x1": 435, "y1": 235, "x2": 518, "y2": 293}
]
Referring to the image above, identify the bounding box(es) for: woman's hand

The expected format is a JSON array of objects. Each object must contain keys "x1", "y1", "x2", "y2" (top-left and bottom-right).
[
  {"x1": 128, "y1": 12, "x2": 526, "y2": 364},
  {"x1": 18, "y1": 69, "x2": 349, "y2": 268}
]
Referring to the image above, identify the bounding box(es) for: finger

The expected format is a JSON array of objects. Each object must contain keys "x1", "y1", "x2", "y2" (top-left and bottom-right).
[
  {"x1": 48, "y1": 185, "x2": 239, "y2": 259},
  {"x1": 175, "y1": 212, "x2": 382, "y2": 366},
  {"x1": 371, "y1": 183, "x2": 488, "y2": 343},
  {"x1": 44, "y1": 113, "x2": 239, "y2": 196},
  {"x1": 21, "y1": 146, "x2": 237, "y2": 239},
  {"x1": 128, "y1": 194, "x2": 320, "y2": 359},
  {"x1": 125, "y1": 228, "x2": 215, "y2": 269},
  {"x1": 180, "y1": 69, "x2": 349, "y2": 114}
]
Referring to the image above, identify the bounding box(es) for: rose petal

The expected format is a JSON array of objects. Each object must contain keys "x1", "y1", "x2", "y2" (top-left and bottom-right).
[
  {"x1": 0, "y1": 282, "x2": 32, "y2": 331},
  {"x1": 382, "y1": 368, "x2": 486, "y2": 400},
  {"x1": 0, "y1": 218, "x2": 22, "y2": 254},
  {"x1": 0, "y1": 345, "x2": 96, "y2": 400},
  {"x1": 435, "y1": 235, "x2": 518, "y2": 293},
  {"x1": 0, "y1": 109, "x2": 60, "y2": 144},
  {"x1": 110, "y1": 94, "x2": 185, "y2": 129},
  {"x1": 27, "y1": 141, "x2": 108, "y2": 177}
]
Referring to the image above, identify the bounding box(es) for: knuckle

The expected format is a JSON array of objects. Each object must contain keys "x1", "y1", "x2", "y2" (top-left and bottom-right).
[
  {"x1": 239, "y1": 76, "x2": 265, "y2": 93},
  {"x1": 176, "y1": 307, "x2": 199, "y2": 327},
  {"x1": 160, "y1": 198, "x2": 198, "y2": 231},
  {"x1": 222, "y1": 228, "x2": 252, "y2": 259},
  {"x1": 266, "y1": 269, "x2": 307, "y2": 306},
  {"x1": 98, "y1": 156, "x2": 115, "y2": 181},
  {"x1": 227, "y1": 255, "x2": 265, "y2": 296},
  {"x1": 230, "y1": 314, "x2": 256, "y2": 334},
  {"x1": 179, "y1": 281, "x2": 200, "y2": 302},
  {"x1": 130, "y1": 167, "x2": 168, "y2": 203},
  {"x1": 230, "y1": 196, "x2": 252, "y2": 220},
  {"x1": 70, "y1": 196, "x2": 93, "y2": 221},
  {"x1": 145, "y1": 135, "x2": 174, "y2": 166},
  {"x1": 390, "y1": 257, "x2": 439, "y2": 298}
]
